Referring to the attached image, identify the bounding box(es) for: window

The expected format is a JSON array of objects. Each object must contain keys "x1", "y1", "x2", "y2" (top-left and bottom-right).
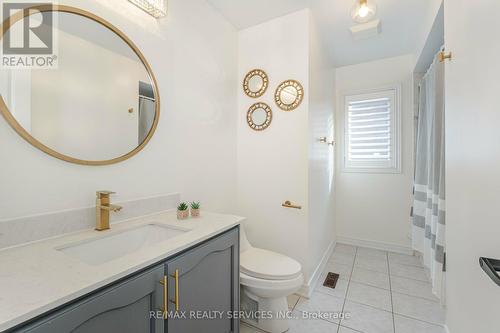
[{"x1": 344, "y1": 87, "x2": 401, "y2": 173}]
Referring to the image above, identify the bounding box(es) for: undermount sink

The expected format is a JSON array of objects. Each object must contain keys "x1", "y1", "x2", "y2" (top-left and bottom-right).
[{"x1": 58, "y1": 224, "x2": 188, "y2": 265}]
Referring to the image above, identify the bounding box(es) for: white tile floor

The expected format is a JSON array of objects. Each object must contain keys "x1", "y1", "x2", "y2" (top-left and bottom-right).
[{"x1": 240, "y1": 244, "x2": 446, "y2": 333}]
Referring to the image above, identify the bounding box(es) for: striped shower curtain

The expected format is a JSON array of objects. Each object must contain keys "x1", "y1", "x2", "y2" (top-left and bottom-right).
[{"x1": 411, "y1": 55, "x2": 446, "y2": 302}]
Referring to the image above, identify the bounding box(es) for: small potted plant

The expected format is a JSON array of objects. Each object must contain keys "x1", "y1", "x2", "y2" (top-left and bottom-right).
[
  {"x1": 177, "y1": 202, "x2": 189, "y2": 220},
  {"x1": 190, "y1": 201, "x2": 201, "y2": 218}
]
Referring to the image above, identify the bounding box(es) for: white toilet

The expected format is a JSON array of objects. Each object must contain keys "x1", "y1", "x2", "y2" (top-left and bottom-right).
[{"x1": 240, "y1": 226, "x2": 304, "y2": 333}]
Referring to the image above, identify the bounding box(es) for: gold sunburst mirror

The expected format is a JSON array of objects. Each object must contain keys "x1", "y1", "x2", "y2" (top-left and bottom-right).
[
  {"x1": 275, "y1": 80, "x2": 304, "y2": 111},
  {"x1": 243, "y1": 69, "x2": 269, "y2": 98},
  {"x1": 247, "y1": 102, "x2": 273, "y2": 131}
]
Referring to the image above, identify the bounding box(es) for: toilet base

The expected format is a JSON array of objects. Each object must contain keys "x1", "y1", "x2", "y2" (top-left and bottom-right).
[{"x1": 241, "y1": 287, "x2": 291, "y2": 333}]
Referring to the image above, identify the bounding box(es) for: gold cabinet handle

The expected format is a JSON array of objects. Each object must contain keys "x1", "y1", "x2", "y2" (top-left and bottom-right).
[
  {"x1": 170, "y1": 269, "x2": 179, "y2": 311},
  {"x1": 282, "y1": 200, "x2": 302, "y2": 209},
  {"x1": 159, "y1": 275, "x2": 168, "y2": 316}
]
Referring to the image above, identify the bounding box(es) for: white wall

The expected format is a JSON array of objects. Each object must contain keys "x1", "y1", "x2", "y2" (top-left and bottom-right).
[
  {"x1": 414, "y1": 0, "x2": 444, "y2": 69},
  {"x1": 307, "y1": 14, "x2": 336, "y2": 279},
  {"x1": 237, "y1": 9, "x2": 310, "y2": 278},
  {"x1": 445, "y1": 1, "x2": 500, "y2": 332},
  {"x1": 237, "y1": 9, "x2": 335, "y2": 287},
  {"x1": 0, "y1": 0, "x2": 238, "y2": 219},
  {"x1": 335, "y1": 55, "x2": 414, "y2": 250}
]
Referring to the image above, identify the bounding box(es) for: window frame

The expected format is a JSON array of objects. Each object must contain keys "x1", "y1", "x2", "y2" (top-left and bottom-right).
[{"x1": 342, "y1": 85, "x2": 402, "y2": 174}]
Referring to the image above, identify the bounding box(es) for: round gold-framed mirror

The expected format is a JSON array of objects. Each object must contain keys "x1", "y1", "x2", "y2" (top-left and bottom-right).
[
  {"x1": 0, "y1": 5, "x2": 160, "y2": 166},
  {"x1": 243, "y1": 69, "x2": 269, "y2": 98},
  {"x1": 275, "y1": 80, "x2": 304, "y2": 111},
  {"x1": 247, "y1": 102, "x2": 272, "y2": 131}
]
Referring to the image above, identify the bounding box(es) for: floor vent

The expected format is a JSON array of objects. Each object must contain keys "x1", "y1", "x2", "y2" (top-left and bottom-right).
[{"x1": 323, "y1": 272, "x2": 340, "y2": 289}]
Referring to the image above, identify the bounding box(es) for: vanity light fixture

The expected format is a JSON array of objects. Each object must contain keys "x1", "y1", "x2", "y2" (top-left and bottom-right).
[
  {"x1": 128, "y1": 0, "x2": 167, "y2": 18},
  {"x1": 351, "y1": 0, "x2": 377, "y2": 23}
]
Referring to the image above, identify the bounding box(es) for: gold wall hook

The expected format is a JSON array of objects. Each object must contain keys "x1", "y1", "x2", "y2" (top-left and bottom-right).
[
  {"x1": 438, "y1": 51, "x2": 452, "y2": 62},
  {"x1": 319, "y1": 137, "x2": 335, "y2": 146}
]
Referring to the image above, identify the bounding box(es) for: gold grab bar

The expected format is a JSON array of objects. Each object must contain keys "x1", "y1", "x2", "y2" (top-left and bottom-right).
[
  {"x1": 282, "y1": 201, "x2": 302, "y2": 210},
  {"x1": 170, "y1": 269, "x2": 180, "y2": 311},
  {"x1": 159, "y1": 275, "x2": 168, "y2": 317}
]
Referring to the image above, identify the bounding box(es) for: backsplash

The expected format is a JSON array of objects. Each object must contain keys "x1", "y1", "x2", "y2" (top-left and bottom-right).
[{"x1": 0, "y1": 193, "x2": 180, "y2": 249}]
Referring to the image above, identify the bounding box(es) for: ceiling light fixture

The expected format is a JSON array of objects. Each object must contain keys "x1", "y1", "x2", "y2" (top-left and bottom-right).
[
  {"x1": 351, "y1": 0, "x2": 377, "y2": 23},
  {"x1": 128, "y1": 0, "x2": 167, "y2": 18}
]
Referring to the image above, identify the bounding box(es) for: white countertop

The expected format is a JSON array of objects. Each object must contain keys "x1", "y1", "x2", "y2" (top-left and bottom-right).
[{"x1": 0, "y1": 210, "x2": 243, "y2": 332}]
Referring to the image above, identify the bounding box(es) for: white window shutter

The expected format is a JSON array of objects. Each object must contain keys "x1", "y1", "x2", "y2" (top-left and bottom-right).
[{"x1": 344, "y1": 87, "x2": 401, "y2": 173}]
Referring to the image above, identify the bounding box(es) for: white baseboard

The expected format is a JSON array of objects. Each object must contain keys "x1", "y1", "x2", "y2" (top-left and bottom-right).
[
  {"x1": 337, "y1": 236, "x2": 413, "y2": 255},
  {"x1": 297, "y1": 240, "x2": 336, "y2": 298}
]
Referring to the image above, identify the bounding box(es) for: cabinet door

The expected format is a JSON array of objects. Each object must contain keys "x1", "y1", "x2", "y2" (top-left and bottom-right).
[
  {"x1": 20, "y1": 266, "x2": 165, "y2": 333},
  {"x1": 166, "y1": 227, "x2": 239, "y2": 333}
]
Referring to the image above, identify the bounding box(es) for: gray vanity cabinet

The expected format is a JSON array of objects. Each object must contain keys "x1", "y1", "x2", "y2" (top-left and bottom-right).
[
  {"x1": 21, "y1": 266, "x2": 164, "y2": 333},
  {"x1": 12, "y1": 227, "x2": 239, "y2": 333},
  {"x1": 165, "y1": 228, "x2": 239, "y2": 333}
]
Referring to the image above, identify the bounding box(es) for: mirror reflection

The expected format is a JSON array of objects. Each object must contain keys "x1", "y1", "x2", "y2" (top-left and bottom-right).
[
  {"x1": 280, "y1": 86, "x2": 299, "y2": 105},
  {"x1": 251, "y1": 107, "x2": 268, "y2": 126},
  {"x1": 248, "y1": 75, "x2": 264, "y2": 93},
  {"x1": 0, "y1": 10, "x2": 158, "y2": 164}
]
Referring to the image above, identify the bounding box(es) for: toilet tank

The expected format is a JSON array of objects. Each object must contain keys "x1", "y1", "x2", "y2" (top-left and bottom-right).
[{"x1": 239, "y1": 224, "x2": 252, "y2": 253}]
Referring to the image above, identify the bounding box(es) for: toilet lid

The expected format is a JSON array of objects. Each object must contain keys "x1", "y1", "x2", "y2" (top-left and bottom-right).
[{"x1": 240, "y1": 248, "x2": 302, "y2": 280}]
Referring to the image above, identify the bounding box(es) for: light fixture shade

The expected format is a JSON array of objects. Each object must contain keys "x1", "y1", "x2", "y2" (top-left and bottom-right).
[
  {"x1": 351, "y1": 0, "x2": 377, "y2": 23},
  {"x1": 128, "y1": 0, "x2": 167, "y2": 18}
]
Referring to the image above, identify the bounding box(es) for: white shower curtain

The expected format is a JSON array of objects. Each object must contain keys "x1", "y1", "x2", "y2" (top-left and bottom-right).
[{"x1": 411, "y1": 54, "x2": 446, "y2": 302}]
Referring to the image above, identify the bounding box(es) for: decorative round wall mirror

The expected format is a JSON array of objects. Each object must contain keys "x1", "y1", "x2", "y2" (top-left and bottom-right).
[
  {"x1": 275, "y1": 80, "x2": 304, "y2": 111},
  {"x1": 243, "y1": 69, "x2": 269, "y2": 98},
  {"x1": 0, "y1": 5, "x2": 160, "y2": 165},
  {"x1": 247, "y1": 102, "x2": 272, "y2": 131}
]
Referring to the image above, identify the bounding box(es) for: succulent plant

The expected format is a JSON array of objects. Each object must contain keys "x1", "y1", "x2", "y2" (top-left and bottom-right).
[
  {"x1": 190, "y1": 201, "x2": 200, "y2": 209},
  {"x1": 177, "y1": 202, "x2": 188, "y2": 211}
]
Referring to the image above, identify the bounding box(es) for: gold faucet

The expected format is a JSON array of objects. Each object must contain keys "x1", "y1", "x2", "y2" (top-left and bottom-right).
[{"x1": 96, "y1": 191, "x2": 122, "y2": 231}]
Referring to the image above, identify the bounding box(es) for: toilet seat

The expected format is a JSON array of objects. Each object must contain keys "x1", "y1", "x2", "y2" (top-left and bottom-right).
[
  {"x1": 240, "y1": 271, "x2": 304, "y2": 291},
  {"x1": 241, "y1": 247, "x2": 302, "y2": 280}
]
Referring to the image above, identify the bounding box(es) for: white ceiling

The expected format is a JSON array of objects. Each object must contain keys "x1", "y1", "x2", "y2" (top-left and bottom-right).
[{"x1": 207, "y1": 0, "x2": 434, "y2": 67}]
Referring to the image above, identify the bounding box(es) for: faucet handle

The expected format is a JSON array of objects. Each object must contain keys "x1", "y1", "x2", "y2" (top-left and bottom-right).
[{"x1": 96, "y1": 191, "x2": 116, "y2": 198}]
